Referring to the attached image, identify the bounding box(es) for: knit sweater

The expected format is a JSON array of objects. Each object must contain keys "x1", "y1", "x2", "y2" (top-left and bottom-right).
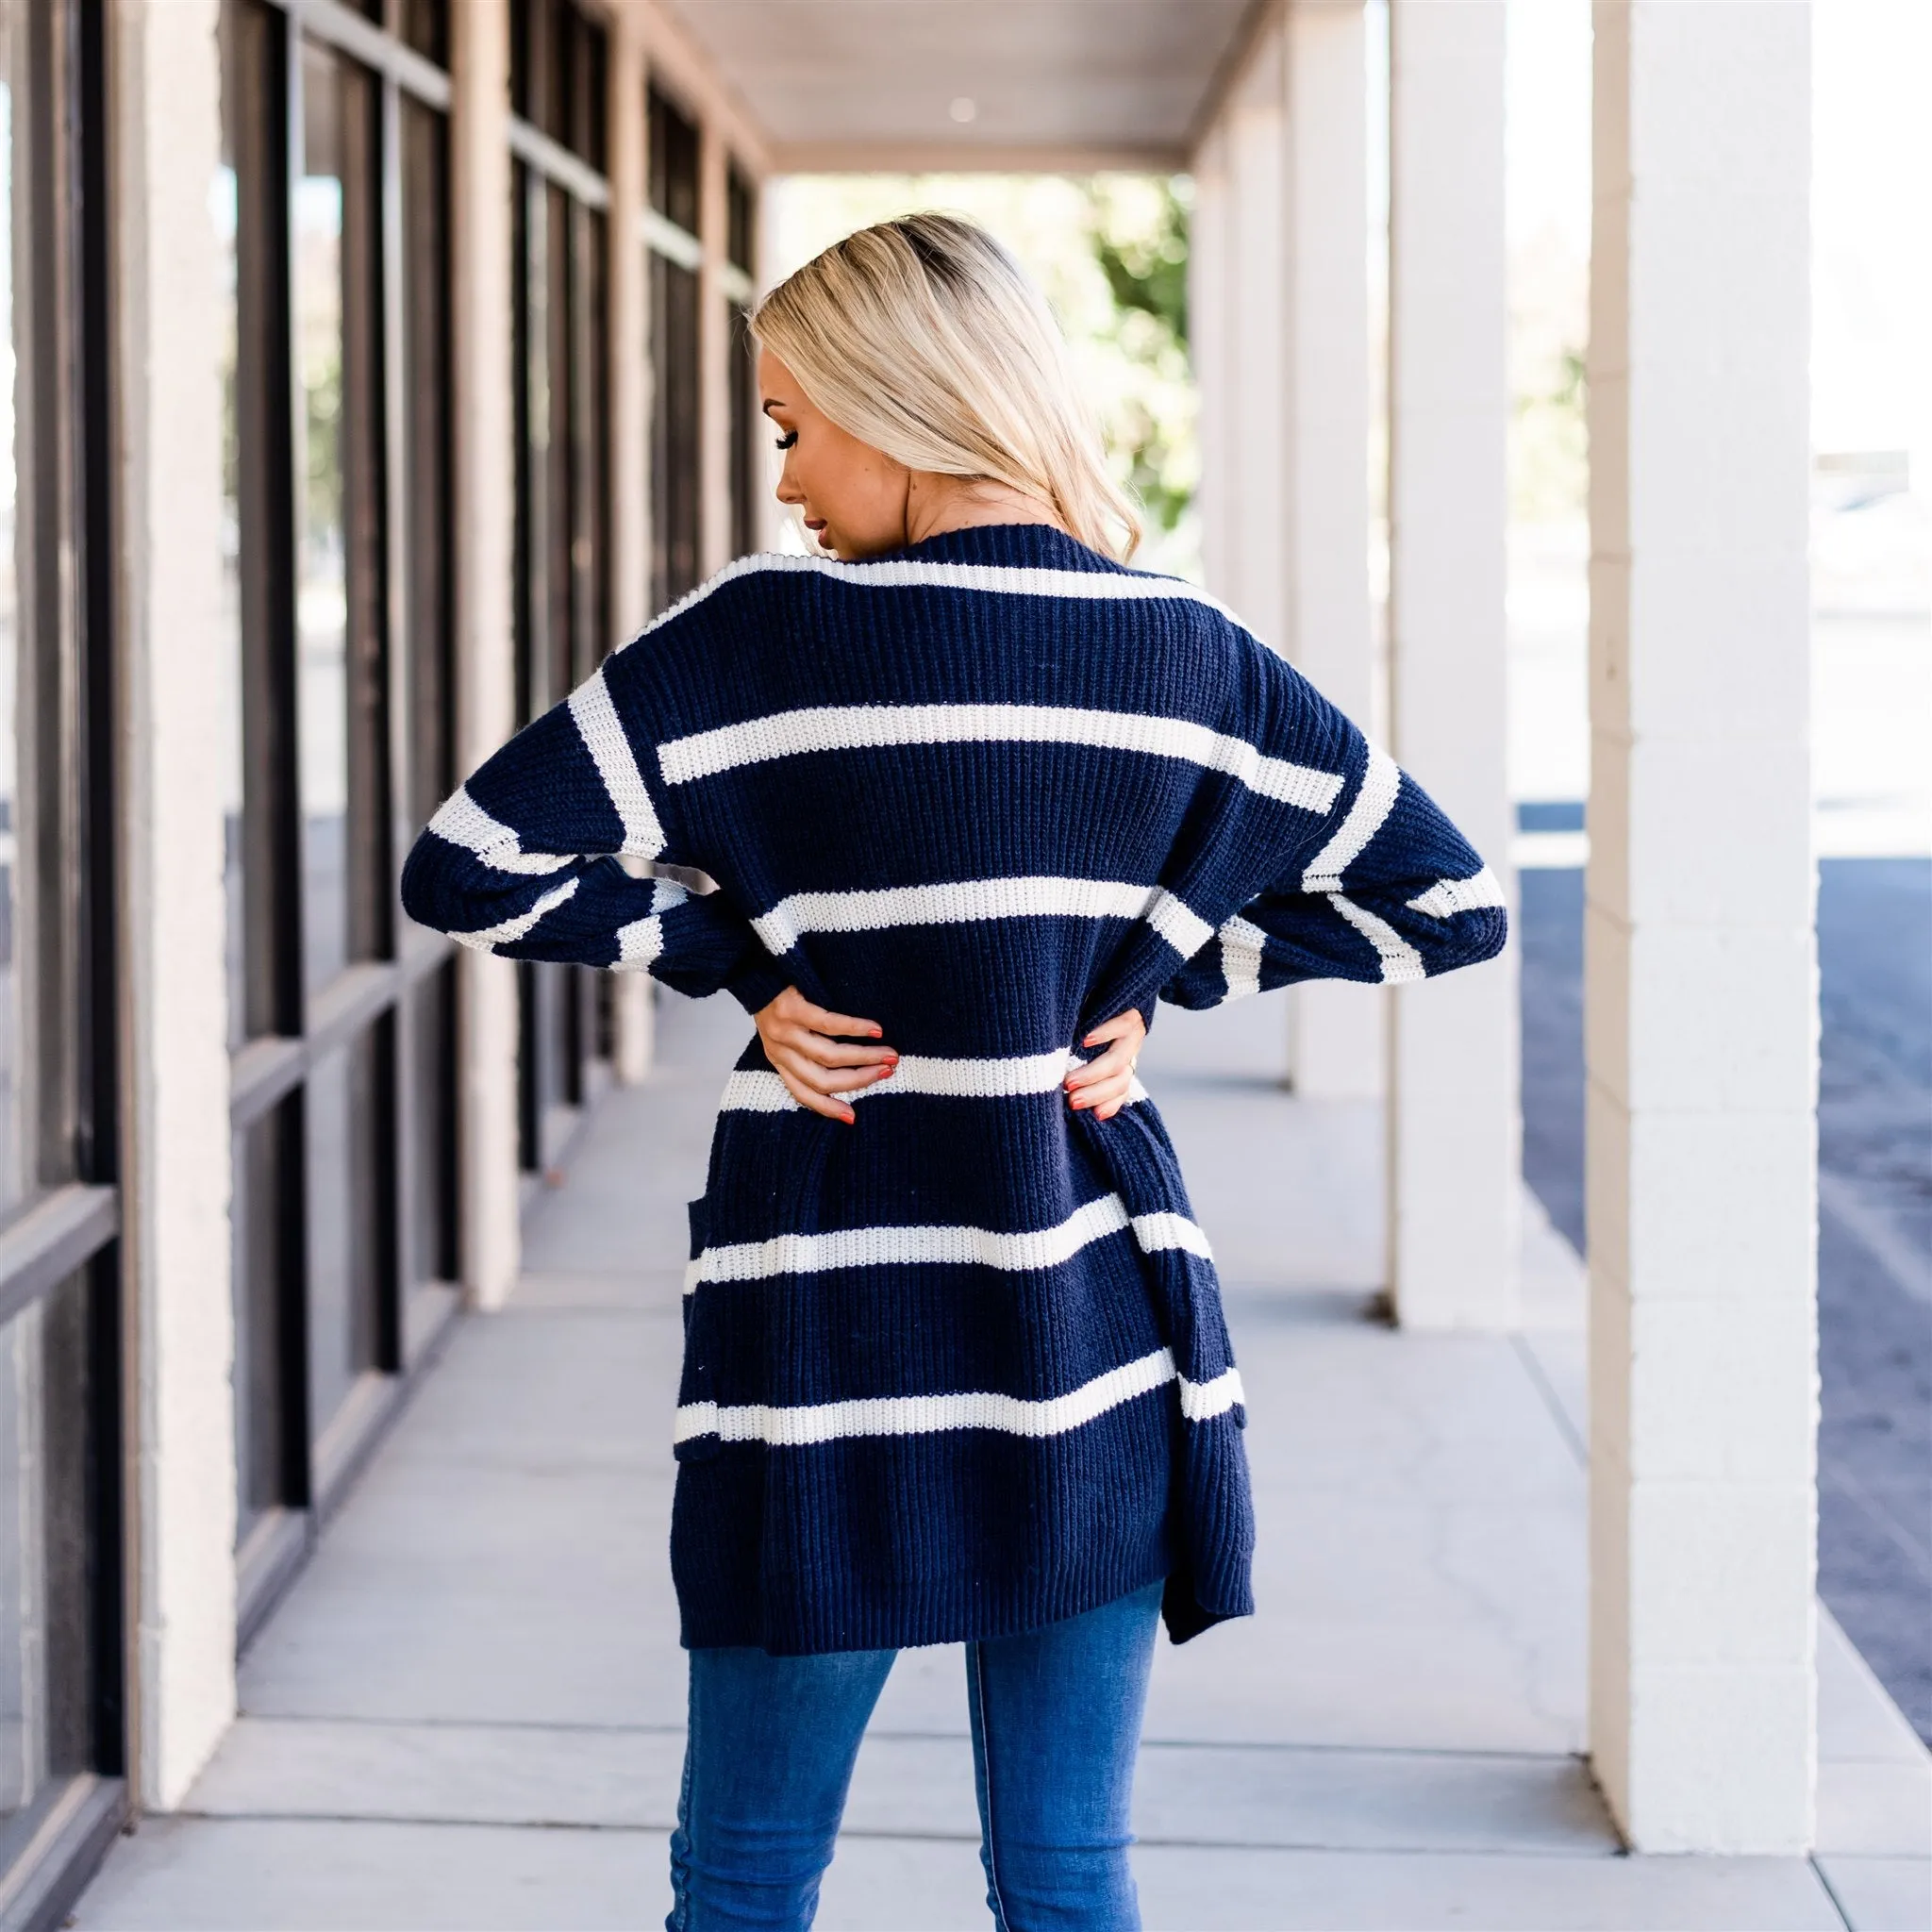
[{"x1": 400, "y1": 523, "x2": 1507, "y2": 1655}]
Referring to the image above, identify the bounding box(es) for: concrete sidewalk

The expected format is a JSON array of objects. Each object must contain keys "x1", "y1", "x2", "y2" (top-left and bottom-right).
[{"x1": 74, "y1": 992, "x2": 1930, "y2": 1930}]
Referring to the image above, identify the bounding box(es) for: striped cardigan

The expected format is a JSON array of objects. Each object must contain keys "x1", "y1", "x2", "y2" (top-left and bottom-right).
[{"x1": 401, "y1": 523, "x2": 1507, "y2": 1654}]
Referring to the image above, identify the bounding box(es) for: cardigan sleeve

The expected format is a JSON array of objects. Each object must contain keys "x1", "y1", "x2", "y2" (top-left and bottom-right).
[
  {"x1": 397, "y1": 644, "x2": 792, "y2": 1017},
  {"x1": 1159, "y1": 631, "x2": 1508, "y2": 1010}
]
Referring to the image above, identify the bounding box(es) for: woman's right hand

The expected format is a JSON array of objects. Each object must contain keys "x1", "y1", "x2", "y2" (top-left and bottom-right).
[{"x1": 754, "y1": 987, "x2": 897, "y2": 1124}]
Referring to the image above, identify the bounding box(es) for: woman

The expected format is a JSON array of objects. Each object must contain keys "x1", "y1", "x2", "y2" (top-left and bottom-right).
[{"x1": 402, "y1": 213, "x2": 1506, "y2": 1931}]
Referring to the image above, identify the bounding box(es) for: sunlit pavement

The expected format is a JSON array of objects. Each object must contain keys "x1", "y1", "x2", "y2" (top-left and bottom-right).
[{"x1": 69, "y1": 989, "x2": 1930, "y2": 1930}]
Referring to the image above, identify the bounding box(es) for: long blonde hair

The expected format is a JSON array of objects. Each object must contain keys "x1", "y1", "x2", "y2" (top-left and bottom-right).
[{"x1": 751, "y1": 212, "x2": 1142, "y2": 561}]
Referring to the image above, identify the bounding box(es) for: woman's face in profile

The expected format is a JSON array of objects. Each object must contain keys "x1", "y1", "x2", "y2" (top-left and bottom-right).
[{"x1": 758, "y1": 349, "x2": 910, "y2": 560}]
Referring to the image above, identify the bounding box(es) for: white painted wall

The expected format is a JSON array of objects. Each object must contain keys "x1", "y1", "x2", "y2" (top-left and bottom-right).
[
  {"x1": 109, "y1": 0, "x2": 239, "y2": 1810},
  {"x1": 1587, "y1": 0, "x2": 1819, "y2": 1852},
  {"x1": 1385, "y1": 0, "x2": 1517, "y2": 1327},
  {"x1": 451, "y1": 0, "x2": 523, "y2": 1307}
]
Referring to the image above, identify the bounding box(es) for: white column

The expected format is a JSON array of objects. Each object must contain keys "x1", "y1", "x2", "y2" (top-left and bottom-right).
[
  {"x1": 1223, "y1": 26, "x2": 1288, "y2": 657},
  {"x1": 607, "y1": 9, "x2": 653, "y2": 1084},
  {"x1": 1189, "y1": 122, "x2": 1232, "y2": 602},
  {"x1": 109, "y1": 0, "x2": 238, "y2": 1807},
  {"x1": 1199, "y1": 5, "x2": 1378, "y2": 1100},
  {"x1": 451, "y1": 0, "x2": 522, "y2": 1306},
  {"x1": 1385, "y1": 0, "x2": 1516, "y2": 1327},
  {"x1": 1587, "y1": 0, "x2": 1817, "y2": 1851},
  {"x1": 1280, "y1": 0, "x2": 1381, "y2": 1101}
]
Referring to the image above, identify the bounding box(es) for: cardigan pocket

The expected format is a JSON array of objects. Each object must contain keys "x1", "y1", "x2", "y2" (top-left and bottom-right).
[{"x1": 674, "y1": 1194, "x2": 723, "y2": 1463}]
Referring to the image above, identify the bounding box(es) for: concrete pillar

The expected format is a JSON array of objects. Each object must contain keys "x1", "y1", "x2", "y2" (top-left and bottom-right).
[
  {"x1": 1222, "y1": 26, "x2": 1288, "y2": 657},
  {"x1": 1278, "y1": 0, "x2": 1380, "y2": 1102},
  {"x1": 1587, "y1": 0, "x2": 1817, "y2": 1851},
  {"x1": 607, "y1": 8, "x2": 653, "y2": 1084},
  {"x1": 696, "y1": 117, "x2": 732, "y2": 577},
  {"x1": 1189, "y1": 123, "x2": 1231, "y2": 602},
  {"x1": 1385, "y1": 0, "x2": 1516, "y2": 1328},
  {"x1": 109, "y1": 0, "x2": 239, "y2": 1807},
  {"x1": 451, "y1": 0, "x2": 522, "y2": 1305},
  {"x1": 1194, "y1": 5, "x2": 1378, "y2": 1100}
]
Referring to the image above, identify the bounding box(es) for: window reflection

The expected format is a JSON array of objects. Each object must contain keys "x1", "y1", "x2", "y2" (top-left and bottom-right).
[
  {"x1": 214, "y1": 137, "x2": 244, "y2": 1050},
  {"x1": 297, "y1": 42, "x2": 351, "y2": 995},
  {"x1": 0, "y1": 1271, "x2": 98, "y2": 1852},
  {"x1": 0, "y1": 17, "x2": 22, "y2": 1212}
]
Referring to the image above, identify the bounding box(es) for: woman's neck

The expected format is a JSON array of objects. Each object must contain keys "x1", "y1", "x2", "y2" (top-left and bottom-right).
[{"x1": 903, "y1": 473, "x2": 1067, "y2": 547}]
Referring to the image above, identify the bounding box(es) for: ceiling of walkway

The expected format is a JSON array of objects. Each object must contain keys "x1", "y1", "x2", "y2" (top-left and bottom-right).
[{"x1": 664, "y1": 1, "x2": 1256, "y2": 169}]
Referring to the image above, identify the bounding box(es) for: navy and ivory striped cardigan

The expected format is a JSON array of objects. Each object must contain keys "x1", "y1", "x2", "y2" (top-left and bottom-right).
[{"x1": 401, "y1": 523, "x2": 1507, "y2": 1655}]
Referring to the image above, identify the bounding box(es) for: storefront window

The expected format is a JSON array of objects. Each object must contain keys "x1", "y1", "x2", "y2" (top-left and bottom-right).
[{"x1": 0, "y1": 22, "x2": 22, "y2": 1215}]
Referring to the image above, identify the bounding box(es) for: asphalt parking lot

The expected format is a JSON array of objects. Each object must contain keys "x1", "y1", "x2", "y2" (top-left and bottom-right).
[{"x1": 1519, "y1": 853, "x2": 1932, "y2": 1744}]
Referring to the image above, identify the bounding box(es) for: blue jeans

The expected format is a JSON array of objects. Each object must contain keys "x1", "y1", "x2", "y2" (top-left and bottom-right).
[{"x1": 666, "y1": 1579, "x2": 1163, "y2": 1931}]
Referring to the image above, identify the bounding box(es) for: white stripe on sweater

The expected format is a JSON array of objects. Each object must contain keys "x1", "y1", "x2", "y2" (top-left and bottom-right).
[
  {"x1": 623, "y1": 551, "x2": 1242, "y2": 647},
  {"x1": 450, "y1": 875, "x2": 580, "y2": 951},
  {"x1": 569, "y1": 666, "x2": 666, "y2": 858},
  {"x1": 750, "y1": 876, "x2": 1210, "y2": 957},
  {"x1": 1177, "y1": 1365, "x2": 1246, "y2": 1423},
  {"x1": 1328, "y1": 892, "x2": 1426, "y2": 984},
  {"x1": 1218, "y1": 914, "x2": 1267, "y2": 1001},
  {"x1": 718, "y1": 1055, "x2": 1153, "y2": 1113},
  {"x1": 682, "y1": 1192, "x2": 1209, "y2": 1291},
  {"x1": 1407, "y1": 867, "x2": 1507, "y2": 920},
  {"x1": 1302, "y1": 744, "x2": 1401, "y2": 892},
  {"x1": 1130, "y1": 1211, "x2": 1216, "y2": 1260},
  {"x1": 426, "y1": 787, "x2": 575, "y2": 875},
  {"x1": 673, "y1": 1347, "x2": 1244, "y2": 1447},
  {"x1": 1144, "y1": 888, "x2": 1215, "y2": 959},
  {"x1": 686, "y1": 1193, "x2": 1129, "y2": 1290},
  {"x1": 657, "y1": 704, "x2": 1342, "y2": 814}
]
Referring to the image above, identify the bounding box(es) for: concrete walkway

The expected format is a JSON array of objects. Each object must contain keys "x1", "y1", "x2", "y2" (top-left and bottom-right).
[{"x1": 74, "y1": 991, "x2": 1931, "y2": 1930}]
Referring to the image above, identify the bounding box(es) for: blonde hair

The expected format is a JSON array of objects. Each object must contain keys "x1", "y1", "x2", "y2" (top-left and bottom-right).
[{"x1": 751, "y1": 212, "x2": 1142, "y2": 560}]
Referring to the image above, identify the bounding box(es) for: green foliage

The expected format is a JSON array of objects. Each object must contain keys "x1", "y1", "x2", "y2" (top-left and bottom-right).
[
  {"x1": 1091, "y1": 184, "x2": 1190, "y2": 349},
  {"x1": 1084, "y1": 178, "x2": 1196, "y2": 538}
]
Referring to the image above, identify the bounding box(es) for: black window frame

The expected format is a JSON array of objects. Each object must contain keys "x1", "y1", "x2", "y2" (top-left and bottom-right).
[
  {"x1": 0, "y1": 0, "x2": 135, "y2": 1909},
  {"x1": 218, "y1": 0, "x2": 460, "y2": 1648},
  {"x1": 646, "y1": 85, "x2": 702, "y2": 611},
  {"x1": 509, "y1": 0, "x2": 614, "y2": 1177},
  {"x1": 725, "y1": 161, "x2": 758, "y2": 561}
]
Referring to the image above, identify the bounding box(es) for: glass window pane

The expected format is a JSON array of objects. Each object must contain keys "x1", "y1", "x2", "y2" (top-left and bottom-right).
[
  {"x1": 647, "y1": 86, "x2": 698, "y2": 233},
  {"x1": 305, "y1": 1027, "x2": 387, "y2": 1442},
  {"x1": 213, "y1": 28, "x2": 245, "y2": 1051},
  {"x1": 0, "y1": 21, "x2": 24, "y2": 1212},
  {"x1": 232, "y1": 1096, "x2": 297, "y2": 1543},
  {"x1": 406, "y1": 963, "x2": 456, "y2": 1288},
  {"x1": 729, "y1": 300, "x2": 756, "y2": 560},
  {"x1": 297, "y1": 42, "x2": 385, "y2": 995},
  {"x1": 649, "y1": 252, "x2": 700, "y2": 611},
  {"x1": 297, "y1": 43, "x2": 351, "y2": 994},
  {"x1": 0, "y1": 1268, "x2": 100, "y2": 1857},
  {"x1": 725, "y1": 164, "x2": 754, "y2": 274},
  {"x1": 401, "y1": 0, "x2": 448, "y2": 67},
  {"x1": 400, "y1": 95, "x2": 451, "y2": 841},
  {"x1": 571, "y1": 202, "x2": 608, "y2": 677}
]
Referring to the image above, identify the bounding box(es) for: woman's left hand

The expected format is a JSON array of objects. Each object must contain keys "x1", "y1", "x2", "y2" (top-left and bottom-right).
[{"x1": 1064, "y1": 1008, "x2": 1147, "y2": 1122}]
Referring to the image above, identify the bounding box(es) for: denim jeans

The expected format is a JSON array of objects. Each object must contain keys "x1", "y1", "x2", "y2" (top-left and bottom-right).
[{"x1": 666, "y1": 1578, "x2": 1164, "y2": 1931}]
